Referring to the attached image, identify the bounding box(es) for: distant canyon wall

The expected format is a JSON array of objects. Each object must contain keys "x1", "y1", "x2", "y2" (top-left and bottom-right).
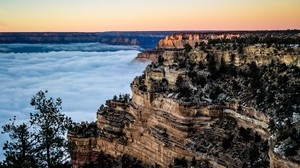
[
  {"x1": 157, "y1": 33, "x2": 240, "y2": 49},
  {"x1": 137, "y1": 34, "x2": 300, "y2": 67}
]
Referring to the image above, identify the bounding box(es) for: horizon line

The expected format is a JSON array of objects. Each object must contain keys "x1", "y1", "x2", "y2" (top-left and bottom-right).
[{"x1": 1, "y1": 29, "x2": 300, "y2": 34}]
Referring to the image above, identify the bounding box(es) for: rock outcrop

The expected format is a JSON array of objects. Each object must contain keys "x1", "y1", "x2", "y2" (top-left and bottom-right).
[
  {"x1": 68, "y1": 31, "x2": 300, "y2": 168},
  {"x1": 157, "y1": 33, "x2": 201, "y2": 49},
  {"x1": 134, "y1": 49, "x2": 164, "y2": 62},
  {"x1": 156, "y1": 32, "x2": 241, "y2": 49}
]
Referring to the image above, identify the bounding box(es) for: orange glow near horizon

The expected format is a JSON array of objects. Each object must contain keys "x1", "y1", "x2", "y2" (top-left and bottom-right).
[{"x1": 0, "y1": 0, "x2": 299, "y2": 32}]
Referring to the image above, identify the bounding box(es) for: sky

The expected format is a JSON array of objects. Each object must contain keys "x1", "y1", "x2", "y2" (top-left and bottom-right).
[{"x1": 0, "y1": 0, "x2": 300, "y2": 32}]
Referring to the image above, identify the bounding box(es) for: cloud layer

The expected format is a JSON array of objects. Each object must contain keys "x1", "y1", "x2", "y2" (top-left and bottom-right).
[
  {"x1": 0, "y1": 43, "x2": 142, "y2": 53},
  {"x1": 0, "y1": 43, "x2": 147, "y2": 159}
]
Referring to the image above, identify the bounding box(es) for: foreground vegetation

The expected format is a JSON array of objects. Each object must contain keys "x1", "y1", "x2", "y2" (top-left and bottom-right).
[{"x1": 0, "y1": 91, "x2": 73, "y2": 168}]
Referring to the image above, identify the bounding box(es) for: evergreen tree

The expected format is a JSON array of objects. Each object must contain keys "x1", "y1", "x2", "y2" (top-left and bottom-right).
[
  {"x1": 184, "y1": 43, "x2": 192, "y2": 52},
  {"x1": 0, "y1": 90, "x2": 74, "y2": 168},
  {"x1": 230, "y1": 54, "x2": 236, "y2": 64},
  {"x1": 219, "y1": 57, "x2": 227, "y2": 73},
  {"x1": 29, "y1": 90, "x2": 73, "y2": 168},
  {"x1": 175, "y1": 75, "x2": 184, "y2": 89},
  {"x1": 207, "y1": 53, "x2": 217, "y2": 77},
  {"x1": 0, "y1": 117, "x2": 37, "y2": 168},
  {"x1": 158, "y1": 55, "x2": 164, "y2": 65}
]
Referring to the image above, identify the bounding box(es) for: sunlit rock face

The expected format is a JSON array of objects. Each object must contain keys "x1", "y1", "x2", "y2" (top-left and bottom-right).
[
  {"x1": 157, "y1": 33, "x2": 201, "y2": 49},
  {"x1": 68, "y1": 32, "x2": 300, "y2": 168},
  {"x1": 156, "y1": 33, "x2": 241, "y2": 50}
]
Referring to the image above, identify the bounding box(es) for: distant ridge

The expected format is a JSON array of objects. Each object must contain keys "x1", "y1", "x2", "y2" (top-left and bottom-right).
[
  {"x1": 1, "y1": 30, "x2": 299, "y2": 49},
  {"x1": 0, "y1": 32, "x2": 175, "y2": 49}
]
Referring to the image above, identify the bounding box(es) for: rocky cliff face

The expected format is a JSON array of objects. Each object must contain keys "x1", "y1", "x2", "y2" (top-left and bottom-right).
[
  {"x1": 156, "y1": 33, "x2": 242, "y2": 49},
  {"x1": 68, "y1": 32, "x2": 300, "y2": 168},
  {"x1": 134, "y1": 49, "x2": 164, "y2": 62},
  {"x1": 157, "y1": 33, "x2": 202, "y2": 49}
]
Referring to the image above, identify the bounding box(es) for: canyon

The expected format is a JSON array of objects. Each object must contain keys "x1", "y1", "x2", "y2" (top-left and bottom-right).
[{"x1": 68, "y1": 31, "x2": 300, "y2": 167}]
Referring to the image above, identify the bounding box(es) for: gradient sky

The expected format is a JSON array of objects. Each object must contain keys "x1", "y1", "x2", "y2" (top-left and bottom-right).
[{"x1": 0, "y1": 0, "x2": 300, "y2": 32}]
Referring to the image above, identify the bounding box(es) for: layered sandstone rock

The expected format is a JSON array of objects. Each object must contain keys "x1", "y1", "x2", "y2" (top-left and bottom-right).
[
  {"x1": 138, "y1": 43, "x2": 300, "y2": 69},
  {"x1": 68, "y1": 64, "x2": 273, "y2": 167},
  {"x1": 69, "y1": 82, "x2": 273, "y2": 167},
  {"x1": 69, "y1": 32, "x2": 300, "y2": 168}
]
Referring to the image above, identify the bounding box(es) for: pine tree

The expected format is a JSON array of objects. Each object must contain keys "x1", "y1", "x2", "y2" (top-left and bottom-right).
[
  {"x1": 0, "y1": 117, "x2": 37, "y2": 168},
  {"x1": 29, "y1": 90, "x2": 73, "y2": 168}
]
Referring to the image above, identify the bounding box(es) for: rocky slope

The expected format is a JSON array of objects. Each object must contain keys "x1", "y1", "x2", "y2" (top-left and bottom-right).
[{"x1": 68, "y1": 31, "x2": 300, "y2": 168}]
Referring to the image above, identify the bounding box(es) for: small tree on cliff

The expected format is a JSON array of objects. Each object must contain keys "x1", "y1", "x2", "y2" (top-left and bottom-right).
[
  {"x1": 207, "y1": 53, "x2": 218, "y2": 78},
  {"x1": 30, "y1": 90, "x2": 73, "y2": 168},
  {"x1": 184, "y1": 43, "x2": 193, "y2": 52}
]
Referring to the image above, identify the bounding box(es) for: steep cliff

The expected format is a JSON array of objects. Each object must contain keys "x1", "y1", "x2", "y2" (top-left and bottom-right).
[{"x1": 68, "y1": 32, "x2": 300, "y2": 168}]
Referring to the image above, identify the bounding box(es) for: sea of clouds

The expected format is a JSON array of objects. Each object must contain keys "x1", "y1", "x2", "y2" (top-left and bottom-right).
[{"x1": 0, "y1": 43, "x2": 148, "y2": 159}]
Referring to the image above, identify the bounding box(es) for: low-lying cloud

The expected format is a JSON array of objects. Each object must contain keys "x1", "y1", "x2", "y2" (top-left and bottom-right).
[
  {"x1": 0, "y1": 43, "x2": 148, "y2": 159},
  {"x1": 0, "y1": 43, "x2": 142, "y2": 53}
]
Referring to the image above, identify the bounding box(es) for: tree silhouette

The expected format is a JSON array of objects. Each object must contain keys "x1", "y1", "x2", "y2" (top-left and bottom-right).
[
  {"x1": 184, "y1": 43, "x2": 192, "y2": 52},
  {"x1": 30, "y1": 90, "x2": 73, "y2": 168},
  {"x1": 207, "y1": 53, "x2": 218, "y2": 78},
  {"x1": 1, "y1": 91, "x2": 73, "y2": 168},
  {"x1": 0, "y1": 117, "x2": 37, "y2": 168}
]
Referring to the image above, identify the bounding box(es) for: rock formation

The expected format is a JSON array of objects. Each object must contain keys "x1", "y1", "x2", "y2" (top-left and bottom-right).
[
  {"x1": 68, "y1": 31, "x2": 300, "y2": 168},
  {"x1": 156, "y1": 32, "x2": 241, "y2": 49},
  {"x1": 157, "y1": 33, "x2": 202, "y2": 49},
  {"x1": 134, "y1": 49, "x2": 164, "y2": 62}
]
